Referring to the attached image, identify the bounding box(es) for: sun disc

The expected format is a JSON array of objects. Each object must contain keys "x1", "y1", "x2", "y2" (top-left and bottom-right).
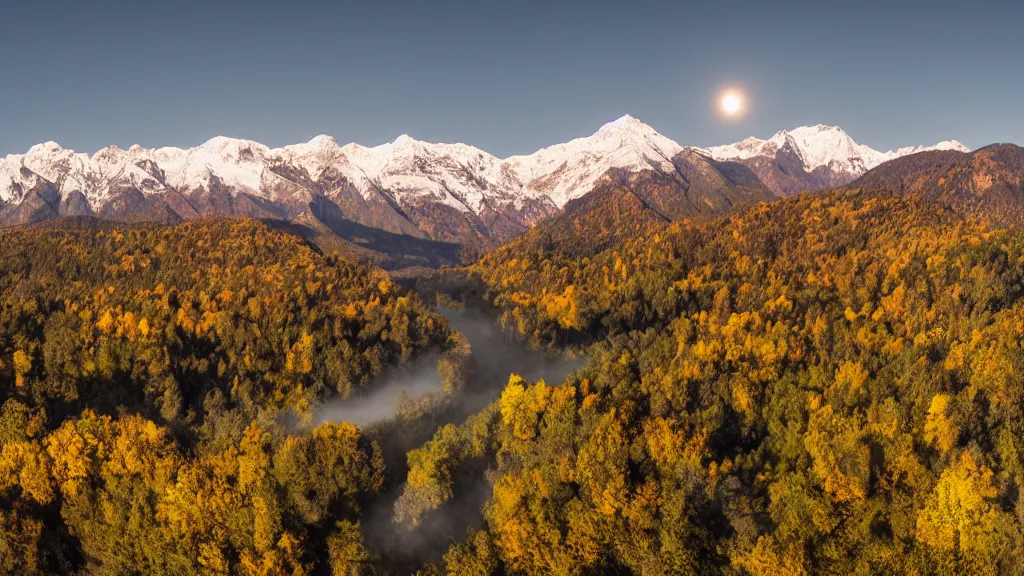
[{"x1": 721, "y1": 92, "x2": 743, "y2": 116}]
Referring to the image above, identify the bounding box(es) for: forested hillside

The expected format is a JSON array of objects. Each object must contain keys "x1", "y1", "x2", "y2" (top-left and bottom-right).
[
  {"x1": 0, "y1": 218, "x2": 460, "y2": 574},
  {"x1": 851, "y1": 144, "x2": 1024, "y2": 225},
  {"x1": 6, "y1": 187, "x2": 1024, "y2": 575},
  {"x1": 410, "y1": 189, "x2": 1024, "y2": 575}
]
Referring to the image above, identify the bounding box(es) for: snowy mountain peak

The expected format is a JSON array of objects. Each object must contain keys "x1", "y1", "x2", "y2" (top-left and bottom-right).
[
  {"x1": 96, "y1": 144, "x2": 124, "y2": 156},
  {"x1": 504, "y1": 114, "x2": 683, "y2": 208},
  {"x1": 595, "y1": 114, "x2": 668, "y2": 143},
  {"x1": 341, "y1": 134, "x2": 428, "y2": 159},
  {"x1": 809, "y1": 123, "x2": 843, "y2": 132},
  {"x1": 305, "y1": 134, "x2": 339, "y2": 149},
  {"x1": 786, "y1": 124, "x2": 872, "y2": 170},
  {"x1": 937, "y1": 140, "x2": 970, "y2": 152},
  {"x1": 27, "y1": 141, "x2": 65, "y2": 156},
  {"x1": 198, "y1": 135, "x2": 269, "y2": 154},
  {"x1": 598, "y1": 114, "x2": 644, "y2": 133}
]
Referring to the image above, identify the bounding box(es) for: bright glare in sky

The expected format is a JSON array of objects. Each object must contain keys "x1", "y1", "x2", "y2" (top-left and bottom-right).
[{"x1": 721, "y1": 92, "x2": 743, "y2": 116}]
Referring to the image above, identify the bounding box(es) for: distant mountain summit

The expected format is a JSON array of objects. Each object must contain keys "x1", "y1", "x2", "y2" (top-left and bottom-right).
[
  {"x1": 701, "y1": 124, "x2": 969, "y2": 196},
  {"x1": 0, "y1": 117, "x2": 975, "y2": 264},
  {"x1": 503, "y1": 114, "x2": 685, "y2": 208}
]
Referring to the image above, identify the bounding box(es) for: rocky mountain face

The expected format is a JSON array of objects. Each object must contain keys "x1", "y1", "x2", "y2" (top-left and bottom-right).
[
  {"x1": 0, "y1": 136, "x2": 559, "y2": 251},
  {"x1": 851, "y1": 143, "x2": 1024, "y2": 223},
  {"x1": 702, "y1": 124, "x2": 969, "y2": 196},
  {"x1": 0, "y1": 117, "x2": 973, "y2": 266},
  {"x1": 0, "y1": 116, "x2": 761, "y2": 255}
]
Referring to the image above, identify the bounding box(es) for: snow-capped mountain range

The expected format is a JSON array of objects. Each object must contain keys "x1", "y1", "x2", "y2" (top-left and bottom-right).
[
  {"x1": 0, "y1": 115, "x2": 682, "y2": 213},
  {"x1": 0, "y1": 116, "x2": 969, "y2": 246},
  {"x1": 700, "y1": 125, "x2": 969, "y2": 196},
  {"x1": 703, "y1": 125, "x2": 967, "y2": 173}
]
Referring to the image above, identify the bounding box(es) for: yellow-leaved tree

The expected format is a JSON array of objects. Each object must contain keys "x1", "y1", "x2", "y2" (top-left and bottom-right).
[{"x1": 916, "y1": 452, "x2": 1017, "y2": 572}]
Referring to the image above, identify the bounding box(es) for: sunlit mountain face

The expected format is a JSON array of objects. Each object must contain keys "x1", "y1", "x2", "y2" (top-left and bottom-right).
[{"x1": 0, "y1": 117, "x2": 969, "y2": 265}]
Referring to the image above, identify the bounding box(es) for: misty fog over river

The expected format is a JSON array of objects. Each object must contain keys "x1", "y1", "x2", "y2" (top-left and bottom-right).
[
  {"x1": 322, "y1": 305, "x2": 586, "y2": 570},
  {"x1": 438, "y1": 305, "x2": 585, "y2": 415},
  {"x1": 313, "y1": 306, "x2": 585, "y2": 429}
]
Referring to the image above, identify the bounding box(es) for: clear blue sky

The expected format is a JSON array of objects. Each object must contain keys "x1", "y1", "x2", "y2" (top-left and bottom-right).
[{"x1": 1, "y1": 0, "x2": 1021, "y2": 156}]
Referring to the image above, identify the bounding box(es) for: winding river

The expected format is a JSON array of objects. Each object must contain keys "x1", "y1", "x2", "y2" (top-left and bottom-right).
[{"x1": 349, "y1": 305, "x2": 586, "y2": 570}]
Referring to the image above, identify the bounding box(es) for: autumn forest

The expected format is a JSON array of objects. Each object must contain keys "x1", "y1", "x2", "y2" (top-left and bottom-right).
[{"x1": 4, "y1": 181, "x2": 1024, "y2": 576}]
